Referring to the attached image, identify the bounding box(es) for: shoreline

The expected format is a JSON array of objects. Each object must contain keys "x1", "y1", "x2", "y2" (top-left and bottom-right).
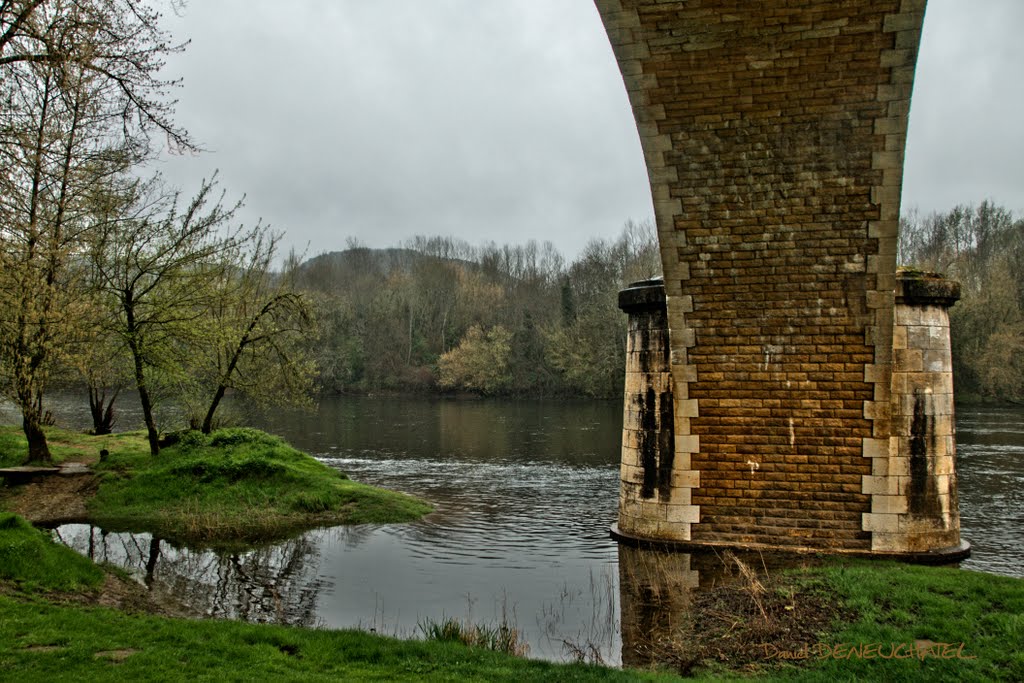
[{"x1": 0, "y1": 425, "x2": 432, "y2": 549}]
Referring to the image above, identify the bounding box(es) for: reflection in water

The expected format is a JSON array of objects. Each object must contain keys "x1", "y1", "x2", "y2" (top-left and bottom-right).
[
  {"x1": 617, "y1": 547, "x2": 829, "y2": 670},
  {"x1": 618, "y1": 546, "x2": 698, "y2": 669},
  {"x1": 54, "y1": 524, "x2": 335, "y2": 626},
  {"x1": 24, "y1": 395, "x2": 1024, "y2": 665}
]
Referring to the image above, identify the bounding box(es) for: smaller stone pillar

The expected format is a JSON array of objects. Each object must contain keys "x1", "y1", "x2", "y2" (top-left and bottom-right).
[
  {"x1": 866, "y1": 272, "x2": 966, "y2": 554},
  {"x1": 616, "y1": 278, "x2": 691, "y2": 541}
]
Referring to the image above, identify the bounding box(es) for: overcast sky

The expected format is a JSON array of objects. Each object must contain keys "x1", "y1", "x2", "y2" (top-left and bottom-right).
[{"x1": 153, "y1": 0, "x2": 1024, "y2": 260}]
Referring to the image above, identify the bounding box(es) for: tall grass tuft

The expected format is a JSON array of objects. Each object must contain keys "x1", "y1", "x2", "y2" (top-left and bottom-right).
[{"x1": 418, "y1": 615, "x2": 529, "y2": 657}]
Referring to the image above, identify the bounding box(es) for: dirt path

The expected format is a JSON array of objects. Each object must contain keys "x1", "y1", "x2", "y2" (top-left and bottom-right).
[
  {"x1": 1, "y1": 467, "x2": 98, "y2": 525},
  {"x1": 2, "y1": 464, "x2": 200, "y2": 619}
]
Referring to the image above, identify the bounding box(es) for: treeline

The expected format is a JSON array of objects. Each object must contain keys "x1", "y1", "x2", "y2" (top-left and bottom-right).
[
  {"x1": 0, "y1": 2, "x2": 313, "y2": 463},
  {"x1": 900, "y1": 202, "x2": 1024, "y2": 403},
  {"x1": 297, "y1": 220, "x2": 661, "y2": 399}
]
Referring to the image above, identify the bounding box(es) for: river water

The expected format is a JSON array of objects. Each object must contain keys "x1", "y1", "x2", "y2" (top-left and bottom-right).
[{"x1": 8, "y1": 395, "x2": 1022, "y2": 664}]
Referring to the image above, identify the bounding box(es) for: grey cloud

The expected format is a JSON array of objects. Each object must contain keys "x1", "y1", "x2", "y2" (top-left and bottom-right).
[{"x1": 153, "y1": 0, "x2": 1023, "y2": 261}]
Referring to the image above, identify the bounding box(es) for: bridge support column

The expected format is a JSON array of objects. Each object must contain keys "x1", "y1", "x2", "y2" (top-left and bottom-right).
[
  {"x1": 599, "y1": 1, "x2": 967, "y2": 559},
  {"x1": 615, "y1": 276, "x2": 967, "y2": 559},
  {"x1": 617, "y1": 278, "x2": 699, "y2": 542},
  {"x1": 864, "y1": 272, "x2": 964, "y2": 555}
]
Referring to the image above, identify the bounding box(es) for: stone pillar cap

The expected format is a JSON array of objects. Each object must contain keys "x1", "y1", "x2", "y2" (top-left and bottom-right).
[
  {"x1": 895, "y1": 270, "x2": 961, "y2": 307},
  {"x1": 619, "y1": 276, "x2": 666, "y2": 313}
]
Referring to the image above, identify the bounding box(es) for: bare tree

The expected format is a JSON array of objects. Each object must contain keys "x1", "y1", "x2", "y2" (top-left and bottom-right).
[{"x1": 0, "y1": 0, "x2": 193, "y2": 152}]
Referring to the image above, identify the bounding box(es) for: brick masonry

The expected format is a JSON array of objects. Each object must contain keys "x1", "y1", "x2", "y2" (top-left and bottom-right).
[{"x1": 599, "y1": 1, "x2": 964, "y2": 554}]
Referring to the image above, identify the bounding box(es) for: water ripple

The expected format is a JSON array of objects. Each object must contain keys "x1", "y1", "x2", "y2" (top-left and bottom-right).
[{"x1": 320, "y1": 454, "x2": 621, "y2": 569}]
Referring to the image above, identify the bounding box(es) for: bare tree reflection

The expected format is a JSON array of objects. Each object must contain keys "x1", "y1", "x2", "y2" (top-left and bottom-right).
[{"x1": 52, "y1": 524, "x2": 331, "y2": 627}]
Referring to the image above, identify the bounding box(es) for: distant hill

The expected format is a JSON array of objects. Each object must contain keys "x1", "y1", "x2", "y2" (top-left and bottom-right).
[{"x1": 296, "y1": 248, "x2": 474, "y2": 294}]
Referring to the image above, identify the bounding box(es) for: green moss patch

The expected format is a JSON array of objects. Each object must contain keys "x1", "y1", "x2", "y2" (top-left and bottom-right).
[{"x1": 88, "y1": 427, "x2": 432, "y2": 547}]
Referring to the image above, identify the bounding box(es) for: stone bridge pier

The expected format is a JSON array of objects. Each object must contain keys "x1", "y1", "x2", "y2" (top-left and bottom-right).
[{"x1": 597, "y1": 0, "x2": 968, "y2": 559}]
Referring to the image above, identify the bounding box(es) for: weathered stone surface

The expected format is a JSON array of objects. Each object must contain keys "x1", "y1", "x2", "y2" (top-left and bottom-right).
[{"x1": 602, "y1": 2, "x2": 964, "y2": 557}]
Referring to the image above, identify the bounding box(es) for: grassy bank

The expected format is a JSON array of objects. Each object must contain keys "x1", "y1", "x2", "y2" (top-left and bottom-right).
[
  {"x1": 0, "y1": 514, "x2": 665, "y2": 682},
  {"x1": 0, "y1": 427, "x2": 147, "y2": 468},
  {"x1": 775, "y1": 561, "x2": 1024, "y2": 682},
  {"x1": 0, "y1": 512, "x2": 1022, "y2": 681},
  {"x1": 0, "y1": 513, "x2": 104, "y2": 591},
  {"x1": 0, "y1": 425, "x2": 431, "y2": 546},
  {"x1": 0, "y1": 595, "x2": 669, "y2": 682},
  {"x1": 638, "y1": 558, "x2": 1023, "y2": 682}
]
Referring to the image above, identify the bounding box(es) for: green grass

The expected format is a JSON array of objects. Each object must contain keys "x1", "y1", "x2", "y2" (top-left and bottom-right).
[
  {"x1": 1, "y1": 556, "x2": 1020, "y2": 682},
  {"x1": 0, "y1": 426, "x2": 150, "y2": 467},
  {"x1": 759, "y1": 561, "x2": 1024, "y2": 682},
  {"x1": 0, "y1": 513, "x2": 104, "y2": 591},
  {"x1": 419, "y1": 616, "x2": 530, "y2": 657},
  {"x1": 0, "y1": 595, "x2": 671, "y2": 682},
  {"x1": 0, "y1": 425, "x2": 432, "y2": 547},
  {"x1": 87, "y1": 427, "x2": 432, "y2": 546}
]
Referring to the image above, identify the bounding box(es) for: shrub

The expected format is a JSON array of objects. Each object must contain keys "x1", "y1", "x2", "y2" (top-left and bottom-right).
[{"x1": 209, "y1": 428, "x2": 283, "y2": 449}]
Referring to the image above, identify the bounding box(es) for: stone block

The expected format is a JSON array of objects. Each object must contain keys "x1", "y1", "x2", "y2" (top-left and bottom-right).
[
  {"x1": 862, "y1": 475, "x2": 899, "y2": 496},
  {"x1": 666, "y1": 504, "x2": 700, "y2": 524},
  {"x1": 675, "y1": 434, "x2": 700, "y2": 454},
  {"x1": 922, "y1": 350, "x2": 950, "y2": 373},
  {"x1": 871, "y1": 456, "x2": 889, "y2": 477},
  {"x1": 676, "y1": 399, "x2": 699, "y2": 418},
  {"x1": 671, "y1": 470, "x2": 700, "y2": 489},
  {"x1": 871, "y1": 531, "x2": 908, "y2": 552},
  {"x1": 656, "y1": 520, "x2": 692, "y2": 542},
  {"x1": 862, "y1": 512, "x2": 900, "y2": 533},
  {"x1": 871, "y1": 495, "x2": 909, "y2": 515},
  {"x1": 862, "y1": 437, "x2": 891, "y2": 459},
  {"x1": 893, "y1": 348, "x2": 923, "y2": 373}
]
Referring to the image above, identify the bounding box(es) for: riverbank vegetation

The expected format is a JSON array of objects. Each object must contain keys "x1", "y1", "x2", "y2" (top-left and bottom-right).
[
  {"x1": 0, "y1": 513, "x2": 104, "y2": 591},
  {"x1": 0, "y1": 1, "x2": 318, "y2": 464},
  {"x1": 0, "y1": 425, "x2": 431, "y2": 546},
  {"x1": 0, "y1": 513, "x2": 663, "y2": 682},
  {"x1": 900, "y1": 202, "x2": 1024, "y2": 403},
  {"x1": 635, "y1": 557, "x2": 1023, "y2": 681},
  {"x1": 0, "y1": 516, "x2": 1020, "y2": 681},
  {"x1": 296, "y1": 222, "x2": 661, "y2": 399}
]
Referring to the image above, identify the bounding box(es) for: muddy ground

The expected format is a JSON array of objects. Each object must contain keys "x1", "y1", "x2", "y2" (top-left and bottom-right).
[
  {"x1": 2, "y1": 468, "x2": 98, "y2": 525},
  {"x1": 2, "y1": 467, "x2": 197, "y2": 618}
]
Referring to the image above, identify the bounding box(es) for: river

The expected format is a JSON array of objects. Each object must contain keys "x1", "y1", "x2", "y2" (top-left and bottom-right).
[{"x1": 6, "y1": 395, "x2": 1022, "y2": 664}]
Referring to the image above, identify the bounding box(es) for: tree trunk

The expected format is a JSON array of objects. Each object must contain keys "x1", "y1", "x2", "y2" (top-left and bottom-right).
[
  {"x1": 126, "y1": 306, "x2": 159, "y2": 454},
  {"x1": 130, "y1": 345, "x2": 159, "y2": 455},
  {"x1": 201, "y1": 384, "x2": 227, "y2": 435},
  {"x1": 137, "y1": 382, "x2": 160, "y2": 456},
  {"x1": 144, "y1": 538, "x2": 161, "y2": 587},
  {"x1": 88, "y1": 386, "x2": 118, "y2": 435},
  {"x1": 22, "y1": 403, "x2": 52, "y2": 465}
]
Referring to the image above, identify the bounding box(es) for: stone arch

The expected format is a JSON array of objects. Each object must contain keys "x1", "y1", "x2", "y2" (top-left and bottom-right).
[{"x1": 597, "y1": 1, "x2": 966, "y2": 557}]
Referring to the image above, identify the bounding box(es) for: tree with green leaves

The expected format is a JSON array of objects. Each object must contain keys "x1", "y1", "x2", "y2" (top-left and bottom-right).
[
  {"x1": 900, "y1": 202, "x2": 1024, "y2": 402},
  {"x1": 0, "y1": 0, "x2": 191, "y2": 463},
  {"x1": 189, "y1": 237, "x2": 316, "y2": 434},
  {"x1": 438, "y1": 324, "x2": 513, "y2": 395},
  {"x1": 88, "y1": 175, "x2": 256, "y2": 454}
]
